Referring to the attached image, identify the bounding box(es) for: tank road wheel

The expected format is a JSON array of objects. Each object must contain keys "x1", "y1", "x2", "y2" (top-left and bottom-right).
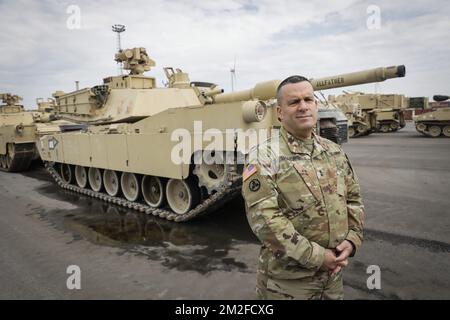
[
  {"x1": 103, "y1": 170, "x2": 120, "y2": 196},
  {"x1": 390, "y1": 122, "x2": 399, "y2": 131},
  {"x1": 121, "y1": 172, "x2": 140, "y2": 202},
  {"x1": 88, "y1": 167, "x2": 103, "y2": 192},
  {"x1": 348, "y1": 127, "x2": 355, "y2": 138},
  {"x1": 75, "y1": 166, "x2": 88, "y2": 188},
  {"x1": 380, "y1": 124, "x2": 390, "y2": 133},
  {"x1": 416, "y1": 123, "x2": 426, "y2": 132},
  {"x1": 356, "y1": 125, "x2": 366, "y2": 135},
  {"x1": 428, "y1": 126, "x2": 442, "y2": 137},
  {"x1": 442, "y1": 126, "x2": 450, "y2": 137},
  {"x1": 166, "y1": 179, "x2": 200, "y2": 215},
  {"x1": 142, "y1": 176, "x2": 166, "y2": 208},
  {"x1": 60, "y1": 164, "x2": 73, "y2": 184}
]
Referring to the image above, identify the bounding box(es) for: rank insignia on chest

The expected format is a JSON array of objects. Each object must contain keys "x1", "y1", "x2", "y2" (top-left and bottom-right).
[{"x1": 243, "y1": 164, "x2": 257, "y2": 182}]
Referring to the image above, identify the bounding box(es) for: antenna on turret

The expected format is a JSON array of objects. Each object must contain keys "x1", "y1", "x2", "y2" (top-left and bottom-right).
[
  {"x1": 230, "y1": 56, "x2": 237, "y2": 92},
  {"x1": 112, "y1": 24, "x2": 126, "y2": 75}
]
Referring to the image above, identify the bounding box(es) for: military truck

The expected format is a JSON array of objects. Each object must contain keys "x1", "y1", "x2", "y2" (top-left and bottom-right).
[
  {"x1": 414, "y1": 95, "x2": 450, "y2": 137},
  {"x1": 37, "y1": 47, "x2": 406, "y2": 221}
]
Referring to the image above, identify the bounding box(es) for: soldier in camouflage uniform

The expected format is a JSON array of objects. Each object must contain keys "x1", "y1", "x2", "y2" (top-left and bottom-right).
[{"x1": 242, "y1": 76, "x2": 365, "y2": 300}]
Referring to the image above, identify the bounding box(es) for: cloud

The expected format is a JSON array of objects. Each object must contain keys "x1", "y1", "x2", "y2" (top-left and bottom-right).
[{"x1": 0, "y1": 0, "x2": 449, "y2": 108}]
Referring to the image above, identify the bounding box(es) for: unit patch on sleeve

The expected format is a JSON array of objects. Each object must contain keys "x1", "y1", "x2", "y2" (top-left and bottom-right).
[{"x1": 248, "y1": 179, "x2": 261, "y2": 192}]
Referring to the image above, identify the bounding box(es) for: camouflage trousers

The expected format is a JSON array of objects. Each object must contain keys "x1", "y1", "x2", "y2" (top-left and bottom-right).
[{"x1": 256, "y1": 270, "x2": 344, "y2": 300}]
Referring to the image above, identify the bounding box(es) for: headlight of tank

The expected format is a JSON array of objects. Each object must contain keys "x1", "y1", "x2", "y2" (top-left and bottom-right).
[{"x1": 242, "y1": 101, "x2": 267, "y2": 123}]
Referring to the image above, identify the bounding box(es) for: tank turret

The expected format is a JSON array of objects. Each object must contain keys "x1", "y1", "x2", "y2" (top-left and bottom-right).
[{"x1": 51, "y1": 48, "x2": 203, "y2": 123}]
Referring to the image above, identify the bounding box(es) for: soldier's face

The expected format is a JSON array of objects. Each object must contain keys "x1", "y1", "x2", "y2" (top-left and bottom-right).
[{"x1": 277, "y1": 81, "x2": 318, "y2": 138}]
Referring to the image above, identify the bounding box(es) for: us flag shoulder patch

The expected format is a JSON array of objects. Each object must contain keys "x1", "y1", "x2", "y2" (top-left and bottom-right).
[{"x1": 243, "y1": 164, "x2": 257, "y2": 182}]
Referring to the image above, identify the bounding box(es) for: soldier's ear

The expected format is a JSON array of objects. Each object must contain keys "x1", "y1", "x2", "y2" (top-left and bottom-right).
[{"x1": 276, "y1": 105, "x2": 283, "y2": 122}]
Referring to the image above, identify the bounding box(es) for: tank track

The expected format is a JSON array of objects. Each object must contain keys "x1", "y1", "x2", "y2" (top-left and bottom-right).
[
  {"x1": 351, "y1": 130, "x2": 367, "y2": 138},
  {"x1": 416, "y1": 121, "x2": 450, "y2": 137},
  {"x1": 44, "y1": 162, "x2": 243, "y2": 222},
  {"x1": 0, "y1": 143, "x2": 35, "y2": 172}
]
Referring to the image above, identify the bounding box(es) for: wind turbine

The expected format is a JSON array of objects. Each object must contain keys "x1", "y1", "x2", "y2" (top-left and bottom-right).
[{"x1": 230, "y1": 56, "x2": 237, "y2": 92}]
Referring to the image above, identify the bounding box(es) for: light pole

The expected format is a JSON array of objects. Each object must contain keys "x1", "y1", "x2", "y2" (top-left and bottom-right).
[{"x1": 112, "y1": 24, "x2": 126, "y2": 75}]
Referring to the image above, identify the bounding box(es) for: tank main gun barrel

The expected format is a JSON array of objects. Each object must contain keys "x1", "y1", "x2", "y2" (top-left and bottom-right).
[
  {"x1": 311, "y1": 65, "x2": 405, "y2": 90},
  {"x1": 433, "y1": 95, "x2": 449, "y2": 102},
  {"x1": 214, "y1": 65, "x2": 406, "y2": 104},
  {"x1": 214, "y1": 81, "x2": 280, "y2": 104}
]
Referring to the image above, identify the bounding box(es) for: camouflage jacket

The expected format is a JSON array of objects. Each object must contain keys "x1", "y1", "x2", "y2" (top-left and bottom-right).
[{"x1": 242, "y1": 127, "x2": 364, "y2": 279}]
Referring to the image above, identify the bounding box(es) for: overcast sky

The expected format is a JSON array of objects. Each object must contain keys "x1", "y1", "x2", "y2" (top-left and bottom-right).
[{"x1": 1, "y1": 0, "x2": 449, "y2": 108}]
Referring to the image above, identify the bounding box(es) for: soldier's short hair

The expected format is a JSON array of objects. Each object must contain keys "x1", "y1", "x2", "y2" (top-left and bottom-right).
[{"x1": 276, "y1": 75, "x2": 311, "y2": 106}]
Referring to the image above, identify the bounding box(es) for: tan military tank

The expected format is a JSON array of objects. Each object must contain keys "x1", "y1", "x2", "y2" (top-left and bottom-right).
[
  {"x1": 37, "y1": 47, "x2": 405, "y2": 221},
  {"x1": 414, "y1": 95, "x2": 450, "y2": 137},
  {"x1": 0, "y1": 93, "x2": 82, "y2": 172},
  {"x1": 0, "y1": 93, "x2": 39, "y2": 171}
]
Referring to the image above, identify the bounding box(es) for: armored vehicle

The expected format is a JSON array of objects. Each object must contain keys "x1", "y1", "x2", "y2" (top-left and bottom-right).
[
  {"x1": 0, "y1": 94, "x2": 39, "y2": 171},
  {"x1": 38, "y1": 47, "x2": 406, "y2": 221},
  {"x1": 371, "y1": 94, "x2": 408, "y2": 132},
  {"x1": 330, "y1": 92, "x2": 408, "y2": 134},
  {"x1": 414, "y1": 95, "x2": 450, "y2": 137},
  {"x1": 328, "y1": 94, "x2": 377, "y2": 137},
  {"x1": 0, "y1": 93, "x2": 80, "y2": 172}
]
